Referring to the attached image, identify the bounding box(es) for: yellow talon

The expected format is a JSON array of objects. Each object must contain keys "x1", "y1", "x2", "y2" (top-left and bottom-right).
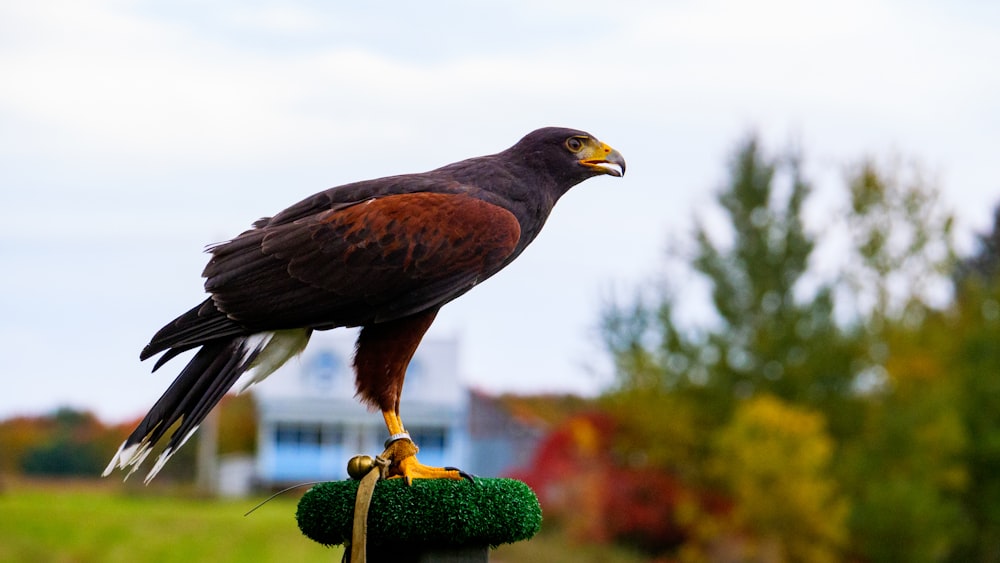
[
  {"x1": 380, "y1": 411, "x2": 474, "y2": 484},
  {"x1": 381, "y1": 438, "x2": 471, "y2": 485}
]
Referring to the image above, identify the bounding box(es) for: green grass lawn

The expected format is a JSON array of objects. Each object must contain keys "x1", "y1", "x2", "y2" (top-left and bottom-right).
[
  {"x1": 0, "y1": 477, "x2": 649, "y2": 563},
  {"x1": 0, "y1": 478, "x2": 339, "y2": 562}
]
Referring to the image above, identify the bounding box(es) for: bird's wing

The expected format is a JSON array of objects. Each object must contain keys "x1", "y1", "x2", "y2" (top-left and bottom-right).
[{"x1": 203, "y1": 191, "x2": 522, "y2": 330}]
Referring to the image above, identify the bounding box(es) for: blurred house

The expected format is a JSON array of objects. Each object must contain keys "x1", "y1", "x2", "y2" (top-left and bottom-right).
[
  {"x1": 465, "y1": 390, "x2": 547, "y2": 478},
  {"x1": 251, "y1": 332, "x2": 469, "y2": 486}
]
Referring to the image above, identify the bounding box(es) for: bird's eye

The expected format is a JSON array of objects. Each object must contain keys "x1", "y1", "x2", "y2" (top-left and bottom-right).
[{"x1": 565, "y1": 137, "x2": 586, "y2": 152}]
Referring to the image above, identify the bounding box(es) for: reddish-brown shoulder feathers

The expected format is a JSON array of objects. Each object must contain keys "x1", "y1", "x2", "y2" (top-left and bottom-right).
[{"x1": 204, "y1": 192, "x2": 521, "y2": 331}]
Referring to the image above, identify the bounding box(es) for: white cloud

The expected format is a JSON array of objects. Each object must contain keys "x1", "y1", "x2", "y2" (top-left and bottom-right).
[
  {"x1": 4, "y1": 0, "x2": 993, "y2": 170},
  {"x1": 226, "y1": 4, "x2": 330, "y2": 35}
]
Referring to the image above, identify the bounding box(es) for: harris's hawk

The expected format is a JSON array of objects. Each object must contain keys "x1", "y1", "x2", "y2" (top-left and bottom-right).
[{"x1": 104, "y1": 127, "x2": 625, "y2": 483}]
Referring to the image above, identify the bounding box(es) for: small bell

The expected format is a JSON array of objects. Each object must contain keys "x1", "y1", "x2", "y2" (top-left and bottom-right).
[{"x1": 347, "y1": 455, "x2": 375, "y2": 480}]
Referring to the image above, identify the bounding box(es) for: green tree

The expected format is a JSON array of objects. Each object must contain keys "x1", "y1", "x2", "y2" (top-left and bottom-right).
[
  {"x1": 19, "y1": 408, "x2": 106, "y2": 477},
  {"x1": 845, "y1": 321, "x2": 968, "y2": 563},
  {"x1": 602, "y1": 136, "x2": 860, "y2": 432},
  {"x1": 837, "y1": 157, "x2": 956, "y2": 404},
  {"x1": 841, "y1": 157, "x2": 955, "y2": 325},
  {"x1": 944, "y1": 206, "x2": 1000, "y2": 562},
  {"x1": 835, "y1": 158, "x2": 966, "y2": 563}
]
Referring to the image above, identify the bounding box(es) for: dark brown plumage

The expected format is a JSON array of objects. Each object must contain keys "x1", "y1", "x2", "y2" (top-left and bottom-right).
[{"x1": 105, "y1": 127, "x2": 625, "y2": 483}]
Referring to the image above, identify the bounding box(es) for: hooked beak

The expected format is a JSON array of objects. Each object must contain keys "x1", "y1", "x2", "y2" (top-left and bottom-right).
[{"x1": 580, "y1": 141, "x2": 626, "y2": 177}]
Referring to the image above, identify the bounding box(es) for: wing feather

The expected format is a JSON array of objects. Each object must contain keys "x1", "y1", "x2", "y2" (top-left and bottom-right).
[{"x1": 204, "y1": 192, "x2": 521, "y2": 330}]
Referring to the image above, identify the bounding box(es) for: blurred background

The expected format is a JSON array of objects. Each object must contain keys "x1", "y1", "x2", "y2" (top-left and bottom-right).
[{"x1": 2, "y1": 1, "x2": 999, "y2": 561}]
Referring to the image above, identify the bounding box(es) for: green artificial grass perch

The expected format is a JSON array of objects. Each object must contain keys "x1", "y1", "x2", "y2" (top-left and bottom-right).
[{"x1": 296, "y1": 477, "x2": 542, "y2": 550}]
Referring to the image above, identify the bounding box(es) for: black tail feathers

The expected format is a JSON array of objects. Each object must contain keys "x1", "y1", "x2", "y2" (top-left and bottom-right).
[
  {"x1": 103, "y1": 336, "x2": 260, "y2": 483},
  {"x1": 139, "y1": 298, "x2": 247, "y2": 367}
]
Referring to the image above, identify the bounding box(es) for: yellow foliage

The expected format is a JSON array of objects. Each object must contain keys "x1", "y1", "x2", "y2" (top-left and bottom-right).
[
  {"x1": 568, "y1": 418, "x2": 600, "y2": 457},
  {"x1": 712, "y1": 395, "x2": 849, "y2": 563}
]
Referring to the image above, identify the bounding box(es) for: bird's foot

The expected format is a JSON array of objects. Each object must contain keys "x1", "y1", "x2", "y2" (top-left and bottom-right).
[{"x1": 382, "y1": 437, "x2": 474, "y2": 485}]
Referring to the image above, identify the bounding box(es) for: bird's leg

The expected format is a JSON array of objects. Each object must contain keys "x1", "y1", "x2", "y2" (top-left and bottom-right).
[
  {"x1": 380, "y1": 410, "x2": 471, "y2": 484},
  {"x1": 355, "y1": 310, "x2": 471, "y2": 484},
  {"x1": 383, "y1": 410, "x2": 405, "y2": 436}
]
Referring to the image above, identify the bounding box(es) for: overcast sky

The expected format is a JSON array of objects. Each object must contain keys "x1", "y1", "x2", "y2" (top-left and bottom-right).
[{"x1": 2, "y1": 0, "x2": 997, "y2": 422}]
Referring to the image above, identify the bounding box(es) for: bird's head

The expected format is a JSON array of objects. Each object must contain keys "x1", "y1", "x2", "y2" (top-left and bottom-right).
[{"x1": 510, "y1": 127, "x2": 626, "y2": 188}]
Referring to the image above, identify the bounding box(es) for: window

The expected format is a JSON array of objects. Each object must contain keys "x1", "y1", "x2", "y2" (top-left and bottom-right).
[
  {"x1": 408, "y1": 426, "x2": 447, "y2": 451},
  {"x1": 273, "y1": 422, "x2": 345, "y2": 447},
  {"x1": 274, "y1": 423, "x2": 321, "y2": 447}
]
